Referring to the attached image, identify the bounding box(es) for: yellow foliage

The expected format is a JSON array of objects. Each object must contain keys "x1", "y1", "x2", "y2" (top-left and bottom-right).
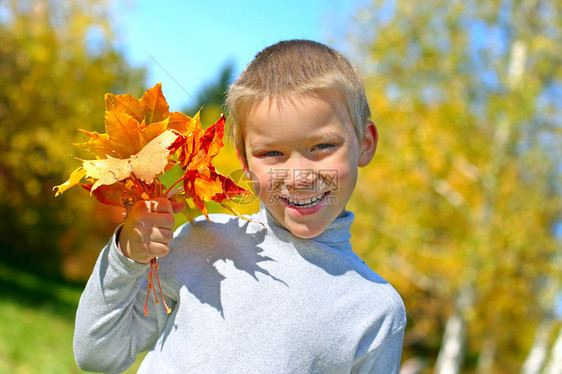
[
  {"x1": 348, "y1": 0, "x2": 562, "y2": 368},
  {"x1": 0, "y1": 1, "x2": 146, "y2": 280}
]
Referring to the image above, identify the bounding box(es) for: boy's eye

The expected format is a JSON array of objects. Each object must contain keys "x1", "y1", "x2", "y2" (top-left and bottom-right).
[
  {"x1": 259, "y1": 150, "x2": 283, "y2": 158},
  {"x1": 313, "y1": 143, "x2": 335, "y2": 151}
]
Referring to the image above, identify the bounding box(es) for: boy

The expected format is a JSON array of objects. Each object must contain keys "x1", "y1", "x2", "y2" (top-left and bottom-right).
[{"x1": 74, "y1": 40, "x2": 406, "y2": 373}]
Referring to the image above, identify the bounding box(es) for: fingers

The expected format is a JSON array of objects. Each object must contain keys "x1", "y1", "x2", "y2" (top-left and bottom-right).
[
  {"x1": 131, "y1": 209, "x2": 174, "y2": 243},
  {"x1": 171, "y1": 199, "x2": 186, "y2": 214},
  {"x1": 149, "y1": 226, "x2": 173, "y2": 245},
  {"x1": 146, "y1": 211, "x2": 175, "y2": 231},
  {"x1": 119, "y1": 198, "x2": 178, "y2": 263},
  {"x1": 144, "y1": 196, "x2": 185, "y2": 214},
  {"x1": 146, "y1": 240, "x2": 171, "y2": 259},
  {"x1": 130, "y1": 200, "x2": 175, "y2": 229},
  {"x1": 126, "y1": 226, "x2": 171, "y2": 261},
  {"x1": 144, "y1": 198, "x2": 173, "y2": 214}
]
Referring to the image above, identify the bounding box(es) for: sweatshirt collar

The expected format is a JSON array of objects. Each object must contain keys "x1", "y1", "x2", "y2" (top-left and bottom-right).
[{"x1": 259, "y1": 204, "x2": 354, "y2": 246}]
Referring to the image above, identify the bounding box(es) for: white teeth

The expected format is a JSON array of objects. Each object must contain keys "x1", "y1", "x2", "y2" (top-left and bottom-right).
[{"x1": 285, "y1": 192, "x2": 327, "y2": 208}]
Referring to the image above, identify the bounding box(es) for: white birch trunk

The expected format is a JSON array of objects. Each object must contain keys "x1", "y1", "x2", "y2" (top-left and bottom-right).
[
  {"x1": 476, "y1": 338, "x2": 496, "y2": 374},
  {"x1": 434, "y1": 310, "x2": 465, "y2": 374},
  {"x1": 434, "y1": 287, "x2": 473, "y2": 374},
  {"x1": 521, "y1": 279, "x2": 560, "y2": 373},
  {"x1": 544, "y1": 325, "x2": 562, "y2": 374},
  {"x1": 521, "y1": 320, "x2": 552, "y2": 374}
]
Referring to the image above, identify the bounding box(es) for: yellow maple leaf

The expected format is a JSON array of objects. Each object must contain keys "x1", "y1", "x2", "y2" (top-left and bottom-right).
[{"x1": 83, "y1": 130, "x2": 180, "y2": 192}]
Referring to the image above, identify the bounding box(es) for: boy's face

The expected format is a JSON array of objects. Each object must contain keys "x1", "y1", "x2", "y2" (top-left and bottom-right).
[{"x1": 242, "y1": 95, "x2": 377, "y2": 239}]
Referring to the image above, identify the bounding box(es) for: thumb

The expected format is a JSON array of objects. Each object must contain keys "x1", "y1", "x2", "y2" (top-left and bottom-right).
[{"x1": 171, "y1": 199, "x2": 185, "y2": 214}]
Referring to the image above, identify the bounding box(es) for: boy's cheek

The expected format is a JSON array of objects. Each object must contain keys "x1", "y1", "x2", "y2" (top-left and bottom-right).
[
  {"x1": 245, "y1": 170, "x2": 273, "y2": 200},
  {"x1": 318, "y1": 169, "x2": 340, "y2": 191}
]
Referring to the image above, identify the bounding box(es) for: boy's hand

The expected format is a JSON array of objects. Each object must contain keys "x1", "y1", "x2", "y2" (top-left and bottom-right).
[{"x1": 118, "y1": 198, "x2": 183, "y2": 264}]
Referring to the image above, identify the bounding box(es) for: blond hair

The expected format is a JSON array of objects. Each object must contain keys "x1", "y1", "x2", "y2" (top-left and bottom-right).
[{"x1": 226, "y1": 39, "x2": 370, "y2": 165}]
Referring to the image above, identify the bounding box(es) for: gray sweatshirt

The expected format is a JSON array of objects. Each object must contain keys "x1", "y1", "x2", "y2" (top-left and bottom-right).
[{"x1": 74, "y1": 208, "x2": 406, "y2": 373}]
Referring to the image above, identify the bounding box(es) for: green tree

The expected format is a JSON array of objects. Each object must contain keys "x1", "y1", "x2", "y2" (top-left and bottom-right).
[
  {"x1": 185, "y1": 62, "x2": 235, "y2": 125},
  {"x1": 0, "y1": 0, "x2": 145, "y2": 279},
  {"x1": 344, "y1": 0, "x2": 561, "y2": 372}
]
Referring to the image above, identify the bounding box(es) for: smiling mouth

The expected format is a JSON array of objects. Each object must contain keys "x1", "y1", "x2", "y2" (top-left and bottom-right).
[{"x1": 281, "y1": 191, "x2": 329, "y2": 208}]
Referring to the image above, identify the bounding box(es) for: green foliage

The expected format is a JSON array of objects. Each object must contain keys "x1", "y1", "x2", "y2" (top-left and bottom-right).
[
  {"x1": 0, "y1": 1, "x2": 145, "y2": 279},
  {"x1": 345, "y1": 0, "x2": 562, "y2": 371},
  {"x1": 185, "y1": 63, "x2": 235, "y2": 119}
]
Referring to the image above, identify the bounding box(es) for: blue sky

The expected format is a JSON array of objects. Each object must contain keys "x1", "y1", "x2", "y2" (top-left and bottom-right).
[{"x1": 112, "y1": 0, "x2": 363, "y2": 111}]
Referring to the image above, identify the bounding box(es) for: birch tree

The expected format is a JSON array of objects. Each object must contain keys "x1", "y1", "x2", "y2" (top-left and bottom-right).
[{"x1": 344, "y1": 0, "x2": 562, "y2": 372}]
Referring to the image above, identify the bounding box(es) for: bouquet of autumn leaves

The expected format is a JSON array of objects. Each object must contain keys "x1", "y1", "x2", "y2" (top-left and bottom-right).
[{"x1": 54, "y1": 83, "x2": 248, "y2": 315}]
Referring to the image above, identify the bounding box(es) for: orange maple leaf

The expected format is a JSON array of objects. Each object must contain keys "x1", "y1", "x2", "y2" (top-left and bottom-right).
[
  {"x1": 105, "y1": 82, "x2": 170, "y2": 125},
  {"x1": 73, "y1": 83, "x2": 171, "y2": 159}
]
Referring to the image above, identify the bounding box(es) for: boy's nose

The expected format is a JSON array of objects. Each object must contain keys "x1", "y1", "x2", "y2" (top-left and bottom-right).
[
  {"x1": 284, "y1": 169, "x2": 315, "y2": 191},
  {"x1": 280, "y1": 157, "x2": 317, "y2": 191}
]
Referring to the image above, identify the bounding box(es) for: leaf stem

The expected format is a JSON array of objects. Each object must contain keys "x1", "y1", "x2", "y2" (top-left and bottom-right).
[
  {"x1": 164, "y1": 175, "x2": 186, "y2": 198},
  {"x1": 133, "y1": 175, "x2": 152, "y2": 199},
  {"x1": 144, "y1": 263, "x2": 153, "y2": 316},
  {"x1": 153, "y1": 259, "x2": 172, "y2": 314}
]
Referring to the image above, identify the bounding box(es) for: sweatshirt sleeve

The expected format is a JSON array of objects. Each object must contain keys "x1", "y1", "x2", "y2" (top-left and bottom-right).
[
  {"x1": 73, "y1": 229, "x2": 174, "y2": 373},
  {"x1": 351, "y1": 286, "x2": 407, "y2": 374},
  {"x1": 351, "y1": 326, "x2": 405, "y2": 374}
]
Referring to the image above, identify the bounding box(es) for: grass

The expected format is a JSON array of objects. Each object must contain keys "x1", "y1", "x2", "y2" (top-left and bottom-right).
[{"x1": 0, "y1": 262, "x2": 143, "y2": 373}]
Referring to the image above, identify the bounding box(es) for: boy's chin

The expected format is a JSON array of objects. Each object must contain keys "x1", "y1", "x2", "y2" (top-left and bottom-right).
[
  {"x1": 284, "y1": 221, "x2": 331, "y2": 239},
  {"x1": 268, "y1": 203, "x2": 349, "y2": 239},
  {"x1": 289, "y1": 228, "x2": 321, "y2": 239}
]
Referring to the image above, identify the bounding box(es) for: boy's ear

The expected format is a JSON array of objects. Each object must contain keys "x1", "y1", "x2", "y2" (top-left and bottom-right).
[{"x1": 358, "y1": 121, "x2": 378, "y2": 167}]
